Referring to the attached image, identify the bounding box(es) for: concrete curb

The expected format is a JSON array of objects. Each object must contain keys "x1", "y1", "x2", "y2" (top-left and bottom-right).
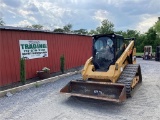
[{"x1": 0, "y1": 71, "x2": 81, "y2": 98}]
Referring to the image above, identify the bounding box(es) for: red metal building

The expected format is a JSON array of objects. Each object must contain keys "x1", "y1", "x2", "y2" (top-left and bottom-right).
[{"x1": 0, "y1": 26, "x2": 92, "y2": 87}]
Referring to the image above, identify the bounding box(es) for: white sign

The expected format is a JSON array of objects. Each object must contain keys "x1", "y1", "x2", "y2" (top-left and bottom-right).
[{"x1": 19, "y1": 40, "x2": 48, "y2": 59}]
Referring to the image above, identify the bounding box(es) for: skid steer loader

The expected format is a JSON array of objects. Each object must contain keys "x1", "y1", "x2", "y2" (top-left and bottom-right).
[{"x1": 60, "y1": 33, "x2": 142, "y2": 103}]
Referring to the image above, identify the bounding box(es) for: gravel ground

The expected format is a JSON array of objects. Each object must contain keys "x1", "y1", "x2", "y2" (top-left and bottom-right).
[{"x1": 0, "y1": 58, "x2": 160, "y2": 120}]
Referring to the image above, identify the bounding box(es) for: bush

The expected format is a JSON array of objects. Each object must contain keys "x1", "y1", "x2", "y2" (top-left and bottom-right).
[
  {"x1": 60, "y1": 54, "x2": 65, "y2": 73},
  {"x1": 20, "y1": 58, "x2": 26, "y2": 85},
  {"x1": 42, "y1": 67, "x2": 50, "y2": 73}
]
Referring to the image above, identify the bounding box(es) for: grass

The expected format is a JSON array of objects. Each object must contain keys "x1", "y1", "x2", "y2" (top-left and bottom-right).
[
  {"x1": 136, "y1": 53, "x2": 143, "y2": 56},
  {"x1": 34, "y1": 82, "x2": 40, "y2": 88}
]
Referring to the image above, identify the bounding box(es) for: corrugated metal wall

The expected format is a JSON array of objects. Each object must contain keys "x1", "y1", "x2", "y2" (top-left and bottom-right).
[{"x1": 0, "y1": 29, "x2": 92, "y2": 86}]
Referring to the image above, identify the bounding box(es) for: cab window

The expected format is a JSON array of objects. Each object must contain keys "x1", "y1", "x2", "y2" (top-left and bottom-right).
[
  {"x1": 94, "y1": 40, "x2": 104, "y2": 51},
  {"x1": 116, "y1": 38, "x2": 124, "y2": 59}
]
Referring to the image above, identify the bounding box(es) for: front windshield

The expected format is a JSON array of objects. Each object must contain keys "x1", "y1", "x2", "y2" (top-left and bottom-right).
[{"x1": 93, "y1": 36, "x2": 114, "y2": 71}]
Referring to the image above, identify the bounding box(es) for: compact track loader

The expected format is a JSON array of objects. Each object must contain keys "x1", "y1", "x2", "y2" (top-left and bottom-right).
[{"x1": 60, "y1": 33, "x2": 142, "y2": 103}]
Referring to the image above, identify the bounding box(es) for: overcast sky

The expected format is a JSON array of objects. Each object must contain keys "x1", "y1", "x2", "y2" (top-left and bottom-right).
[{"x1": 0, "y1": 0, "x2": 160, "y2": 33}]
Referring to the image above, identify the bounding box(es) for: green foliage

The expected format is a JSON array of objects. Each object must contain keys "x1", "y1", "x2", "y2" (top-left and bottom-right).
[
  {"x1": 136, "y1": 34, "x2": 146, "y2": 52},
  {"x1": 89, "y1": 18, "x2": 159, "y2": 53},
  {"x1": 88, "y1": 29, "x2": 97, "y2": 35},
  {"x1": 54, "y1": 19, "x2": 114, "y2": 35},
  {"x1": 20, "y1": 58, "x2": 26, "y2": 85},
  {"x1": 74, "y1": 29, "x2": 88, "y2": 35},
  {"x1": 53, "y1": 28, "x2": 64, "y2": 32},
  {"x1": 96, "y1": 19, "x2": 114, "y2": 34},
  {"x1": 0, "y1": 18, "x2": 5, "y2": 26},
  {"x1": 42, "y1": 67, "x2": 50, "y2": 73},
  {"x1": 154, "y1": 20, "x2": 160, "y2": 33},
  {"x1": 53, "y1": 24, "x2": 72, "y2": 33},
  {"x1": 136, "y1": 53, "x2": 143, "y2": 56},
  {"x1": 115, "y1": 30, "x2": 124, "y2": 35},
  {"x1": 53, "y1": 18, "x2": 158, "y2": 53},
  {"x1": 35, "y1": 82, "x2": 40, "y2": 88},
  {"x1": 146, "y1": 27, "x2": 157, "y2": 43},
  {"x1": 154, "y1": 37, "x2": 160, "y2": 46},
  {"x1": 22, "y1": 18, "x2": 160, "y2": 53},
  {"x1": 32, "y1": 24, "x2": 43, "y2": 29},
  {"x1": 116, "y1": 30, "x2": 139, "y2": 38},
  {"x1": 60, "y1": 54, "x2": 65, "y2": 73},
  {"x1": 134, "y1": 27, "x2": 159, "y2": 52},
  {"x1": 26, "y1": 24, "x2": 43, "y2": 30},
  {"x1": 63, "y1": 24, "x2": 72, "y2": 32}
]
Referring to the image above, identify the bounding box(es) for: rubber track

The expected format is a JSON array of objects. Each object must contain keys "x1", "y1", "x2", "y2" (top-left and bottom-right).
[{"x1": 117, "y1": 64, "x2": 140, "y2": 98}]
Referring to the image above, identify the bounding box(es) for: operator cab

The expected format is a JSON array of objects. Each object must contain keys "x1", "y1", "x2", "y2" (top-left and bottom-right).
[{"x1": 93, "y1": 33, "x2": 124, "y2": 71}]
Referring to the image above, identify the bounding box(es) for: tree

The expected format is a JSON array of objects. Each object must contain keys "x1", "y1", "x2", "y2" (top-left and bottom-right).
[
  {"x1": 126, "y1": 30, "x2": 139, "y2": 38},
  {"x1": 117, "y1": 30, "x2": 140, "y2": 38},
  {"x1": 26, "y1": 24, "x2": 43, "y2": 30},
  {"x1": 88, "y1": 29, "x2": 97, "y2": 35},
  {"x1": 154, "y1": 37, "x2": 160, "y2": 47},
  {"x1": 63, "y1": 24, "x2": 72, "y2": 33},
  {"x1": 0, "y1": 18, "x2": 5, "y2": 26},
  {"x1": 146, "y1": 27, "x2": 157, "y2": 44},
  {"x1": 53, "y1": 24, "x2": 72, "y2": 33},
  {"x1": 150, "y1": 18, "x2": 160, "y2": 51},
  {"x1": 115, "y1": 30, "x2": 124, "y2": 35},
  {"x1": 154, "y1": 19, "x2": 160, "y2": 33},
  {"x1": 96, "y1": 19, "x2": 114, "y2": 34},
  {"x1": 136, "y1": 34, "x2": 146, "y2": 52},
  {"x1": 73, "y1": 29, "x2": 88, "y2": 35},
  {"x1": 141, "y1": 27, "x2": 157, "y2": 52},
  {"x1": 53, "y1": 28, "x2": 64, "y2": 32},
  {"x1": 31, "y1": 24, "x2": 43, "y2": 29},
  {"x1": 154, "y1": 18, "x2": 160, "y2": 45}
]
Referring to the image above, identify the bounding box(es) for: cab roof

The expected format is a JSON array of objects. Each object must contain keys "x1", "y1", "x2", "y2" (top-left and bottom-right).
[{"x1": 92, "y1": 33, "x2": 123, "y2": 38}]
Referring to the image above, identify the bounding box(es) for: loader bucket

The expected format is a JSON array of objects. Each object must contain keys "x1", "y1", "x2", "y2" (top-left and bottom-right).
[{"x1": 60, "y1": 80, "x2": 126, "y2": 103}]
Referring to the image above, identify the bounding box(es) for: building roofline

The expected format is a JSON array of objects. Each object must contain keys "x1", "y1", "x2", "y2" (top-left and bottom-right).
[{"x1": 0, "y1": 26, "x2": 91, "y2": 37}]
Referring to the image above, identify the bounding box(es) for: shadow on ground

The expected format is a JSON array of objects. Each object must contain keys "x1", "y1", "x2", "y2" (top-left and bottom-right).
[{"x1": 61, "y1": 96, "x2": 126, "y2": 115}]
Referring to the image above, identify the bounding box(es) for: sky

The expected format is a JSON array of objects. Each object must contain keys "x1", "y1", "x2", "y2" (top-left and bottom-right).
[{"x1": 0, "y1": 0, "x2": 160, "y2": 33}]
